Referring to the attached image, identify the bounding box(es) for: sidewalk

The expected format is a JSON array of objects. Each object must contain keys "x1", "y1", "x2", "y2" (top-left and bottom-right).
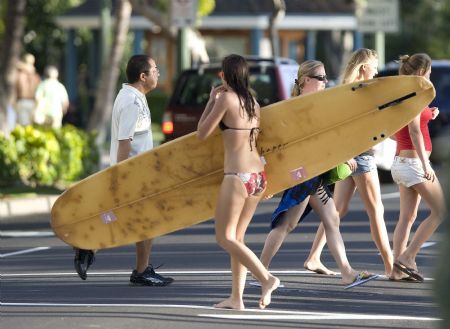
[
  {"x1": 0, "y1": 195, "x2": 58, "y2": 219},
  {"x1": 0, "y1": 151, "x2": 110, "y2": 223}
]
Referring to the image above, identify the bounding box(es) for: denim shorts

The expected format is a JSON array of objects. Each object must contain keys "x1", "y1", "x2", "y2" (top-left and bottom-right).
[
  {"x1": 351, "y1": 154, "x2": 377, "y2": 176},
  {"x1": 391, "y1": 156, "x2": 428, "y2": 187}
]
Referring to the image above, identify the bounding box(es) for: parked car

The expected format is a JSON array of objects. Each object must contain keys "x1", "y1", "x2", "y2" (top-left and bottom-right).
[
  {"x1": 376, "y1": 60, "x2": 450, "y2": 166},
  {"x1": 162, "y1": 57, "x2": 299, "y2": 141}
]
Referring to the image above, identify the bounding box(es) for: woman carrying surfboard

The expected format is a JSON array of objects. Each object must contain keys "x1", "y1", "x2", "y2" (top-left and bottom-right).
[
  {"x1": 257, "y1": 60, "x2": 378, "y2": 289},
  {"x1": 197, "y1": 54, "x2": 279, "y2": 310},
  {"x1": 390, "y1": 53, "x2": 447, "y2": 282},
  {"x1": 306, "y1": 48, "x2": 394, "y2": 277}
]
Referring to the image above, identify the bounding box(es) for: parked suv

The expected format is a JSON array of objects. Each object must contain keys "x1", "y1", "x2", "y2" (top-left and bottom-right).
[{"x1": 162, "y1": 57, "x2": 299, "y2": 141}]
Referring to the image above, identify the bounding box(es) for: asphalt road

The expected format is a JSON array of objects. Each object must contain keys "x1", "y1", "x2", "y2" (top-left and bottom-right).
[{"x1": 1, "y1": 187, "x2": 444, "y2": 329}]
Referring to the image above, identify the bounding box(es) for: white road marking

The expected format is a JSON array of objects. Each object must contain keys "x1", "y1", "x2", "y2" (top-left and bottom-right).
[
  {"x1": 381, "y1": 192, "x2": 400, "y2": 199},
  {"x1": 1, "y1": 269, "x2": 312, "y2": 277},
  {"x1": 0, "y1": 231, "x2": 55, "y2": 237},
  {"x1": 198, "y1": 313, "x2": 440, "y2": 321},
  {"x1": 0, "y1": 302, "x2": 440, "y2": 322},
  {"x1": 1, "y1": 270, "x2": 434, "y2": 281},
  {"x1": 0, "y1": 247, "x2": 51, "y2": 258},
  {"x1": 379, "y1": 241, "x2": 437, "y2": 255},
  {"x1": 421, "y1": 241, "x2": 436, "y2": 248}
]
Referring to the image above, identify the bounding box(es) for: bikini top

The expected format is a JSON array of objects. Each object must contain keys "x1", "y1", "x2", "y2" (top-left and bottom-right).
[{"x1": 219, "y1": 120, "x2": 260, "y2": 151}]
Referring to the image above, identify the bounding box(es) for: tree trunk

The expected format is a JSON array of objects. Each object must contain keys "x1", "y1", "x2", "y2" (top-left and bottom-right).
[
  {"x1": 0, "y1": 0, "x2": 26, "y2": 135},
  {"x1": 87, "y1": 0, "x2": 132, "y2": 146},
  {"x1": 323, "y1": 31, "x2": 354, "y2": 80},
  {"x1": 268, "y1": 0, "x2": 285, "y2": 57}
]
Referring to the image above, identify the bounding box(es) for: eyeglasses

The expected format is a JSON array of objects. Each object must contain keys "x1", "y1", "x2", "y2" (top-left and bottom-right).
[
  {"x1": 142, "y1": 66, "x2": 159, "y2": 74},
  {"x1": 309, "y1": 75, "x2": 328, "y2": 82}
]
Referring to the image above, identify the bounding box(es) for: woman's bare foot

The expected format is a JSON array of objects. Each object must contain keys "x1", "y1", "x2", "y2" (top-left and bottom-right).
[
  {"x1": 389, "y1": 266, "x2": 410, "y2": 281},
  {"x1": 304, "y1": 260, "x2": 337, "y2": 275},
  {"x1": 259, "y1": 275, "x2": 280, "y2": 309},
  {"x1": 214, "y1": 297, "x2": 244, "y2": 310},
  {"x1": 396, "y1": 255, "x2": 417, "y2": 271},
  {"x1": 341, "y1": 270, "x2": 360, "y2": 285}
]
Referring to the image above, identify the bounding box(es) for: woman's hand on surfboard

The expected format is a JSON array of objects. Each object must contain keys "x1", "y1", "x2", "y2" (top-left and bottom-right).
[{"x1": 346, "y1": 158, "x2": 358, "y2": 172}]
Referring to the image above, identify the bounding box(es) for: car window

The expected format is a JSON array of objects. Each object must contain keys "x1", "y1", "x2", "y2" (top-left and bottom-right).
[
  {"x1": 249, "y1": 68, "x2": 279, "y2": 106},
  {"x1": 174, "y1": 67, "x2": 281, "y2": 108},
  {"x1": 277, "y1": 65, "x2": 299, "y2": 99},
  {"x1": 176, "y1": 71, "x2": 221, "y2": 107}
]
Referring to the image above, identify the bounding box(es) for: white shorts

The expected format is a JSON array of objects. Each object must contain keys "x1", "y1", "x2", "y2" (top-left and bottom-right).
[{"x1": 391, "y1": 156, "x2": 428, "y2": 188}]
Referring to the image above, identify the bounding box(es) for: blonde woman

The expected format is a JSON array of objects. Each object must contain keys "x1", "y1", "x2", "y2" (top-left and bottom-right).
[
  {"x1": 258, "y1": 60, "x2": 377, "y2": 288},
  {"x1": 306, "y1": 49, "x2": 394, "y2": 277},
  {"x1": 197, "y1": 54, "x2": 279, "y2": 310},
  {"x1": 390, "y1": 53, "x2": 446, "y2": 281}
]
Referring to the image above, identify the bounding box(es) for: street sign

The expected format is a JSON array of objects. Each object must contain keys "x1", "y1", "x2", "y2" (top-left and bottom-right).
[
  {"x1": 356, "y1": 0, "x2": 399, "y2": 33},
  {"x1": 171, "y1": 0, "x2": 198, "y2": 28}
]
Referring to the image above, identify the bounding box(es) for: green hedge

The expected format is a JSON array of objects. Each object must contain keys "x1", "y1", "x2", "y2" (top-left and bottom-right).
[{"x1": 0, "y1": 125, "x2": 99, "y2": 187}]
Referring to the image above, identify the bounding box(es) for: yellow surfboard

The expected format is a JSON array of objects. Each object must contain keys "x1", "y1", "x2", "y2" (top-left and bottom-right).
[{"x1": 51, "y1": 76, "x2": 434, "y2": 249}]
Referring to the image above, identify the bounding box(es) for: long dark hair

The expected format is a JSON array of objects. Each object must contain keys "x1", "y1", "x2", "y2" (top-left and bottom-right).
[{"x1": 222, "y1": 54, "x2": 256, "y2": 121}]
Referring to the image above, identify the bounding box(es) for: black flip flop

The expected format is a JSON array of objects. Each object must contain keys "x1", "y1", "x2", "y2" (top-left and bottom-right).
[{"x1": 393, "y1": 262, "x2": 424, "y2": 282}]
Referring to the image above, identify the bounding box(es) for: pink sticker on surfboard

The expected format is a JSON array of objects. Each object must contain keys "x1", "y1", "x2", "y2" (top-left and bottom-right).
[
  {"x1": 101, "y1": 211, "x2": 117, "y2": 224},
  {"x1": 290, "y1": 167, "x2": 307, "y2": 180}
]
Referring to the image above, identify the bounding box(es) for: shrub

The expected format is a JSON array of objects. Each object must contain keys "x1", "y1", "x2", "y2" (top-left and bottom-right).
[
  {"x1": 0, "y1": 132, "x2": 20, "y2": 187},
  {"x1": 3, "y1": 125, "x2": 99, "y2": 187}
]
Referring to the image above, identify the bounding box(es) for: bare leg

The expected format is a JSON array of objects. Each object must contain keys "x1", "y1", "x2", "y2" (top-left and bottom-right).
[
  {"x1": 304, "y1": 178, "x2": 355, "y2": 272},
  {"x1": 260, "y1": 198, "x2": 310, "y2": 268},
  {"x1": 309, "y1": 194, "x2": 357, "y2": 284},
  {"x1": 136, "y1": 239, "x2": 152, "y2": 273},
  {"x1": 304, "y1": 215, "x2": 337, "y2": 275},
  {"x1": 353, "y1": 171, "x2": 393, "y2": 275},
  {"x1": 214, "y1": 176, "x2": 279, "y2": 309},
  {"x1": 334, "y1": 177, "x2": 357, "y2": 218},
  {"x1": 397, "y1": 178, "x2": 447, "y2": 269},
  {"x1": 390, "y1": 185, "x2": 421, "y2": 279},
  {"x1": 215, "y1": 190, "x2": 261, "y2": 310},
  {"x1": 393, "y1": 185, "x2": 421, "y2": 259}
]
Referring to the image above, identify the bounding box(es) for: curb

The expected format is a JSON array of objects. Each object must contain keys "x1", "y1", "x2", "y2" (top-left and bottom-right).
[{"x1": 0, "y1": 195, "x2": 58, "y2": 219}]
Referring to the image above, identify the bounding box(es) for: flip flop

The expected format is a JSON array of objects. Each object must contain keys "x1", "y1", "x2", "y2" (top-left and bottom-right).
[
  {"x1": 388, "y1": 276, "x2": 419, "y2": 282},
  {"x1": 344, "y1": 271, "x2": 379, "y2": 289},
  {"x1": 394, "y1": 262, "x2": 424, "y2": 282},
  {"x1": 74, "y1": 248, "x2": 95, "y2": 280}
]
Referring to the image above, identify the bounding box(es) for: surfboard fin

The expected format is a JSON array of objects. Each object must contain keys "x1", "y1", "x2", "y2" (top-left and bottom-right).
[{"x1": 378, "y1": 92, "x2": 417, "y2": 110}]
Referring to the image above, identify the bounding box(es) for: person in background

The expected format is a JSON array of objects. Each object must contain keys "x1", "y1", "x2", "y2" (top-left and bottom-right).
[
  {"x1": 305, "y1": 49, "x2": 394, "y2": 277},
  {"x1": 390, "y1": 53, "x2": 447, "y2": 281},
  {"x1": 74, "y1": 55, "x2": 174, "y2": 287},
  {"x1": 15, "y1": 53, "x2": 40, "y2": 126},
  {"x1": 34, "y1": 65, "x2": 69, "y2": 128},
  {"x1": 197, "y1": 54, "x2": 279, "y2": 310}
]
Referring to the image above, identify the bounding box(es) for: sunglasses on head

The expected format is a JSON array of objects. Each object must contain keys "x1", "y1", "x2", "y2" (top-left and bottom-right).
[{"x1": 309, "y1": 75, "x2": 327, "y2": 82}]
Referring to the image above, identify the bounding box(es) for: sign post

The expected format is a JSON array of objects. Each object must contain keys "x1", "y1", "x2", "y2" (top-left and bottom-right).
[
  {"x1": 355, "y1": 0, "x2": 400, "y2": 67},
  {"x1": 171, "y1": 0, "x2": 198, "y2": 28},
  {"x1": 171, "y1": 0, "x2": 198, "y2": 74}
]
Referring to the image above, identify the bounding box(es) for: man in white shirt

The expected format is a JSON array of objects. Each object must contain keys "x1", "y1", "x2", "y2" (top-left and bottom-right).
[{"x1": 74, "y1": 55, "x2": 173, "y2": 286}]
